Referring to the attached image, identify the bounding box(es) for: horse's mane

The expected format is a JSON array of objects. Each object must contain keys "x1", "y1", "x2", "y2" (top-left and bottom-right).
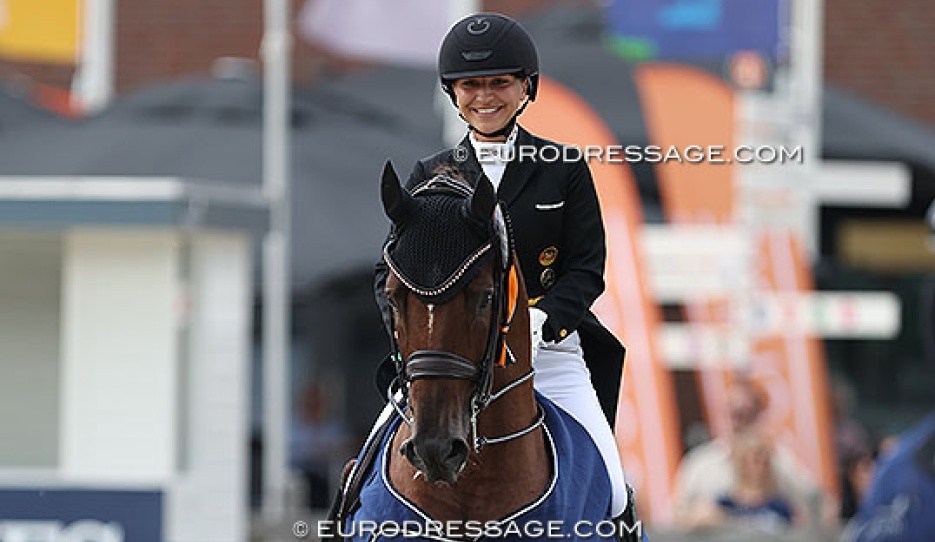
[{"x1": 430, "y1": 163, "x2": 470, "y2": 184}]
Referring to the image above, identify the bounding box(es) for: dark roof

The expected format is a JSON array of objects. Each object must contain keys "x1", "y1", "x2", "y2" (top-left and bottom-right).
[
  {"x1": 822, "y1": 84, "x2": 935, "y2": 174},
  {"x1": 0, "y1": 83, "x2": 67, "y2": 133},
  {"x1": 0, "y1": 75, "x2": 440, "y2": 292}
]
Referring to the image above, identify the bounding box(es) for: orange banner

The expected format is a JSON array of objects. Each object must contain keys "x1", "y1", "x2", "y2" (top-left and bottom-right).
[
  {"x1": 524, "y1": 76, "x2": 681, "y2": 523},
  {"x1": 633, "y1": 63, "x2": 838, "y2": 500}
]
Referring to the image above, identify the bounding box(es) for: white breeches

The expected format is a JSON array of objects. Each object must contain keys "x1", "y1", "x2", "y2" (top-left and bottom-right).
[{"x1": 533, "y1": 331, "x2": 628, "y2": 516}]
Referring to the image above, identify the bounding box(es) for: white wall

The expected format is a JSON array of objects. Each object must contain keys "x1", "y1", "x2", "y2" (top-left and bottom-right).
[
  {"x1": 0, "y1": 227, "x2": 252, "y2": 541},
  {"x1": 60, "y1": 229, "x2": 180, "y2": 482},
  {"x1": 0, "y1": 231, "x2": 62, "y2": 468}
]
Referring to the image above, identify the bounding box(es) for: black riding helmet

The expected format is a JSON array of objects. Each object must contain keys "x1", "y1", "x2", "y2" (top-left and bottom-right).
[{"x1": 438, "y1": 13, "x2": 540, "y2": 105}]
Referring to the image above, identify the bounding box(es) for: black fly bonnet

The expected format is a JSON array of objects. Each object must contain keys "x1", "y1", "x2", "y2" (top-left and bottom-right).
[{"x1": 384, "y1": 175, "x2": 506, "y2": 304}]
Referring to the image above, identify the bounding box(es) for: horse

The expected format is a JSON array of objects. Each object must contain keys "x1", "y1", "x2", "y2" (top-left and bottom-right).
[{"x1": 328, "y1": 162, "x2": 619, "y2": 542}]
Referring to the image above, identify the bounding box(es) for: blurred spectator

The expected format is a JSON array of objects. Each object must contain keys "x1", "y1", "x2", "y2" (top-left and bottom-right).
[
  {"x1": 671, "y1": 375, "x2": 822, "y2": 530},
  {"x1": 832, "y1": 377, "x2": 872, "y2": 468},
  {"x1": 290, "y1": 380, "x2": 351, "y2": 510},
  {"x1": 717, "y1": 431, "x2": 805, "y2": 529},
  {"x1": 842, "y1": 411, "x2": 935, "y2": 542},
  {"x1": 877, "y1": 433, "x2": 901, "y2": 459},
  {"x1": 683, "y1": 421, "x2": 712, "y2": 452},
  {"x1": 840, "y1": 443, "x2": 876, "y2": 520},
  {"x1": 831, "y1": 377, "x2": 876, "y2": 521},
  {"x1": 678, "y1": 430, "x2": 805, "y2": 533}
]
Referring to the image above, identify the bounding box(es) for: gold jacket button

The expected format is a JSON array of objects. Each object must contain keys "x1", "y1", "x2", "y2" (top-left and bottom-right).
[{"x1": 559, "y1": 329, "x2": 568, "y2": 338}]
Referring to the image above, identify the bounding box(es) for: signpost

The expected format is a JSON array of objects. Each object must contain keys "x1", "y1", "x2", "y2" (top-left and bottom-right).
[{"x1": 641, "y1": 227, "x2": 904, "y2": 367}]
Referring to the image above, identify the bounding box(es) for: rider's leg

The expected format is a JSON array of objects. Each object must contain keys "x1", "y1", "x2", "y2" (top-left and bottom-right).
[
  {"x1": 613, "y1": 484, "x2": 649, "y2": 541},
  {"x1": 532, "y1": 332, "x2": 629, "y2": 517}
]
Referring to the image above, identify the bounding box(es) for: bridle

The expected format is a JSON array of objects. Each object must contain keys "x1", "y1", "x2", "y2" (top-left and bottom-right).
[{"x1": 382, "y1": 176, "x2": 544, "y2": 453}]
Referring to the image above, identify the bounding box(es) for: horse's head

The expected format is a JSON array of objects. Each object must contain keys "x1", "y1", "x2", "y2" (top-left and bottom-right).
[{"x1": 380, "y1": 161, "x2": 526, "y2": 484}]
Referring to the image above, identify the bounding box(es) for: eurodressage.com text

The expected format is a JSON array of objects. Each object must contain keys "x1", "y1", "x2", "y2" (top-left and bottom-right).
[
  {"x1": 304, "y1": 519, "x2": 643, "y2": 540},
  {"x1": 459, "y1": 143, "x2": 804, "y2": 165}
]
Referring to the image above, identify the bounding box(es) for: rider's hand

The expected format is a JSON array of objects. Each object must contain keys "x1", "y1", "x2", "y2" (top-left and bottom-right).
[{"x1": 529, "y1": 307, "x2": 548, "y2": 360}]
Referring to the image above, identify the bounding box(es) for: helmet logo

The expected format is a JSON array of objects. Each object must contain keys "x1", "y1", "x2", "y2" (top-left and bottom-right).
[
  {"x1": 462, "y1": 51, "x2": 492, "y2": 61},
  {"x1": 466, "y1": 18, "x2": 491, "y2": 35}
]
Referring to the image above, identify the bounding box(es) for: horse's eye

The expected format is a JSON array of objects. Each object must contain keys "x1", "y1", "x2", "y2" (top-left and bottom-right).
[
  {"x1": 478, "y1": 290, "x2": 494, "y2": 311},
  {"x1": 385, "y1": 289, "x2": 402, "y2": 313}
]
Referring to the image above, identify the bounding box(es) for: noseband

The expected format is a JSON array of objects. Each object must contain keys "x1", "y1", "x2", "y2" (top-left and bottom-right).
[{"x1": 383, "y1": 176, "x2": 542, "y2": 452}]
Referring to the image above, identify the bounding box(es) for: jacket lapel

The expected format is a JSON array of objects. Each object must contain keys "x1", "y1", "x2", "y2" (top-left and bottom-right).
[{"x1": 497, "y1": 126, "x2": 539, "y2": 205}]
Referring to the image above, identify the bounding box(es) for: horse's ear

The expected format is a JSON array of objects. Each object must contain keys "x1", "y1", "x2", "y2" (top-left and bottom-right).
[
  {"x1": 469, "y1": 172, "x2": 496, "y2": 223},
  {"x1": 381, "y1": 160, "x2": 412, "y2": 224}
]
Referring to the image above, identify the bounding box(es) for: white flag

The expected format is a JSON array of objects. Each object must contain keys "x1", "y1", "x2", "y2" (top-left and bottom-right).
[{"x1": 298, "y1": 0, "x2": 450, "y2": 67}]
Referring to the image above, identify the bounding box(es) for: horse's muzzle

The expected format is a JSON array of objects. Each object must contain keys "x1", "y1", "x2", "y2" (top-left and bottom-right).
[{"x1": 400, "y1": 435, "x2": 469, "y2": 484}]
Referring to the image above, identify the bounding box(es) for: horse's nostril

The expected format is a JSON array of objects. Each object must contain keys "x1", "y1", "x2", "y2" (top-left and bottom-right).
[
  {"x1": 403, "y1": 436, "x2": 469, "y2": 483},
  {"x1": 400, "y1": 439, "x2": 416, "y2": 462},
  {"x1": 446, "y1": 438, "x2": 469, "y2": 470}
]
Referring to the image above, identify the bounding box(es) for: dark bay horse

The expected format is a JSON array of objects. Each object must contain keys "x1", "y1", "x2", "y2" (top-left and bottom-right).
[{"x1": 330, "y1": 162, "x2": 617, "y2": 541}]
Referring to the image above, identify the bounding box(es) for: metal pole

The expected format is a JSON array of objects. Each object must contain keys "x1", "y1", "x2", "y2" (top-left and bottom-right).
[
  {"x1": 792, "y1": 0, "x2": 824, "y2": 257},
  {"x1": 72, "y1": 0, "x2": 115, "y2": 113},
  {"x1": 261, "y1": 0, "x2": 291, "y2": 524}
]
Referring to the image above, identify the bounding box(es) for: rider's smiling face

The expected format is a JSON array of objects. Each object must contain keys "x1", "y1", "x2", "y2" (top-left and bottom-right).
[{"x1": 453, "y1": 74, "x2": 528, "y2": 141}]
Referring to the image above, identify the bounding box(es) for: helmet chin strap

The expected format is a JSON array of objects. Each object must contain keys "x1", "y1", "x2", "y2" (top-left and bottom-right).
[{"x1": 460, "y1": 99, "x2": 531, "y2": 140}]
